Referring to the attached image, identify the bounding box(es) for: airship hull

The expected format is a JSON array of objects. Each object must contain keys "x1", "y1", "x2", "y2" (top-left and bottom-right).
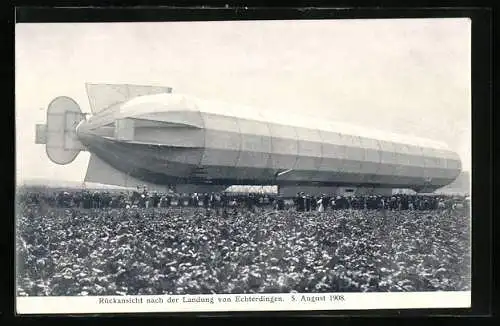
[
  {"x1": 79, "y1": 135, "x2": 458, "y2": 191},
  {"x1": 36, "y1": 84, "x2": 463, "y2": 194}
]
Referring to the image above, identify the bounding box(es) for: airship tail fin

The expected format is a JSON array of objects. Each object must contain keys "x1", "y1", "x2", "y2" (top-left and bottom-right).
[
  {"x1": 35, "y1": 96, "x2": 86, "y2": 165},
  {"x1": 85, "y1": 83, "x2": 173, "y2": 114},
  {"x1": 84, "y1": 154, "x2": 170, "y2": 191}
]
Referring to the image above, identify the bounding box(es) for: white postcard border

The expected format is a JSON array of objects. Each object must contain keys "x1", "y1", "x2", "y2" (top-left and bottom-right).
[{"x1": 17, "y1": 291, "x2": 471, "y2": 314}]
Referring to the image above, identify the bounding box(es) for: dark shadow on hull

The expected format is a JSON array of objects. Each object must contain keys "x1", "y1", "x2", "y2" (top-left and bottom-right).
[{"x1": 80, "y1": 135, "x2": 454, "y2": 192}]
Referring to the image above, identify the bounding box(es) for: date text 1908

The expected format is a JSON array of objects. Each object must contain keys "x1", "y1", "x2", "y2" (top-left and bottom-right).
[{"x1": 291, "y1": 294, "x2": 345, "y2": 302}]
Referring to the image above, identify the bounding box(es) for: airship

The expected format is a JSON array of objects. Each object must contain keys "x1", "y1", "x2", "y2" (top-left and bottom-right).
[{"x1": 35, "y1": 83, "x2": 462, "y2": 196}]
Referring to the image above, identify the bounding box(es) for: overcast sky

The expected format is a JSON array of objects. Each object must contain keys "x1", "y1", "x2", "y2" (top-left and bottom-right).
[{"x1": 15, "y1": 18, "x2": 471, "y2": 183}]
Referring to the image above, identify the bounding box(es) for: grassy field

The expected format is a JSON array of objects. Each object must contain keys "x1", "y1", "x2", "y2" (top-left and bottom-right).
[{"x1": 16, "y1": 203, "x2": 471, "y2": 296}]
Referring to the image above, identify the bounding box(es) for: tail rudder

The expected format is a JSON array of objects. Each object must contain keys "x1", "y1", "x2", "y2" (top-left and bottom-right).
[{"x1": 35, "y1": 96, "x2": 86, "y2": 165}]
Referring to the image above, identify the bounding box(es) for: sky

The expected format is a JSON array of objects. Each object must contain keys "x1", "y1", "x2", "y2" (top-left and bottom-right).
[{"x1": 15, "y1": 18, "x2": 471, "y2": 184}]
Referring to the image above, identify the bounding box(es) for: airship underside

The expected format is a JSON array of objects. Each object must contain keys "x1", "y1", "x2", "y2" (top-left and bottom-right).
[{"x1": 35, "y1": 83, "x2": 462, "y2": 195}]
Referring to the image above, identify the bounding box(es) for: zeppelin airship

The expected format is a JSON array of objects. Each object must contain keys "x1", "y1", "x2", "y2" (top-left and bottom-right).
[{"x1": 35, "y1": 83, "x2": 462, "y2": 196}]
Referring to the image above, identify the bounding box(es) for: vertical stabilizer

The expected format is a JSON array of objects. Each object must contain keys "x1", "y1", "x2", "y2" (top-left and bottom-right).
[
  {"x1": 84, "y1": 154, "x2": 170, "y2": 192},
  {"x1": 85, "y1": 83, "x2": 173, "y2": 114}
]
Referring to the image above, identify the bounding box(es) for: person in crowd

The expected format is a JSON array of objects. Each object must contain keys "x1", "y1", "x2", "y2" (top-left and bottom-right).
[
  {"x1": 330, "y1": 197, "x2": 337, "y2": 210},
  {"x1": 152, "y1": 192, "x2": 160, "y2": 208},
  {"x1": 305, "y1": 195, "x2": 311, "y2": 212},
  {"x1": 298, "y1": 192, "x2": 306, "y2": 212},
  {"x1": 245, "y1": 194, "x2": 255, "y2": 212},
  {"x1": 317, "y1": 195, "x2": 325, "y2": 213},
  {"x1": 214, "y1": 193, "x2": 222, "y2": 215},
  {"x1": 138, "y1": 193, "x2": 146, "y2": 208},
  {"x1": 203, "y1": 193, "x2": 210, "y2": 210},
  {"x1": 311, "y1": 195, "x2": 317, "y2": 211},
  {"x1": 347, "y1": 196, "x2": 353, "y2": 209},
  {"x1": 209, "y1": 192, "x2": 215, "y2": 209},
  {"x1": 276, "y1": 196, "x2": 285, "y2": 211},
  {"x1": 294, "y1": 193, "x2": 299, "y2": 211}
]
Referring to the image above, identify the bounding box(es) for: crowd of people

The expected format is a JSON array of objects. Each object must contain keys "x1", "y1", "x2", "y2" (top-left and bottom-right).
[
  {"x1": 18, "y1": 188, "x2": 469, "y2": 213},
  {"x1": 16, "y1": 187, "x2": 470, "y2": 297},
  {"x1": 291, "y1": 192, "x2": 468, "y2": 211}
]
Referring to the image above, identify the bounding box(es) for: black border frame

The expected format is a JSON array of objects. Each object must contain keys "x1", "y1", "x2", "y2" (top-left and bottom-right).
[{"x1": 4, "y1": 5, "x2": 493, "y2": 321}]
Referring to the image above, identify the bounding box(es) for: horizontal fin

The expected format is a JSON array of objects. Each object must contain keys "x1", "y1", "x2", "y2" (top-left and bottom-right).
[
  {"x1": 85, "y1": 83, "x2": 172, "y2": 115},
  {"x1": 35, "y1": 124, "x2": 47, "y2": 144}
]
